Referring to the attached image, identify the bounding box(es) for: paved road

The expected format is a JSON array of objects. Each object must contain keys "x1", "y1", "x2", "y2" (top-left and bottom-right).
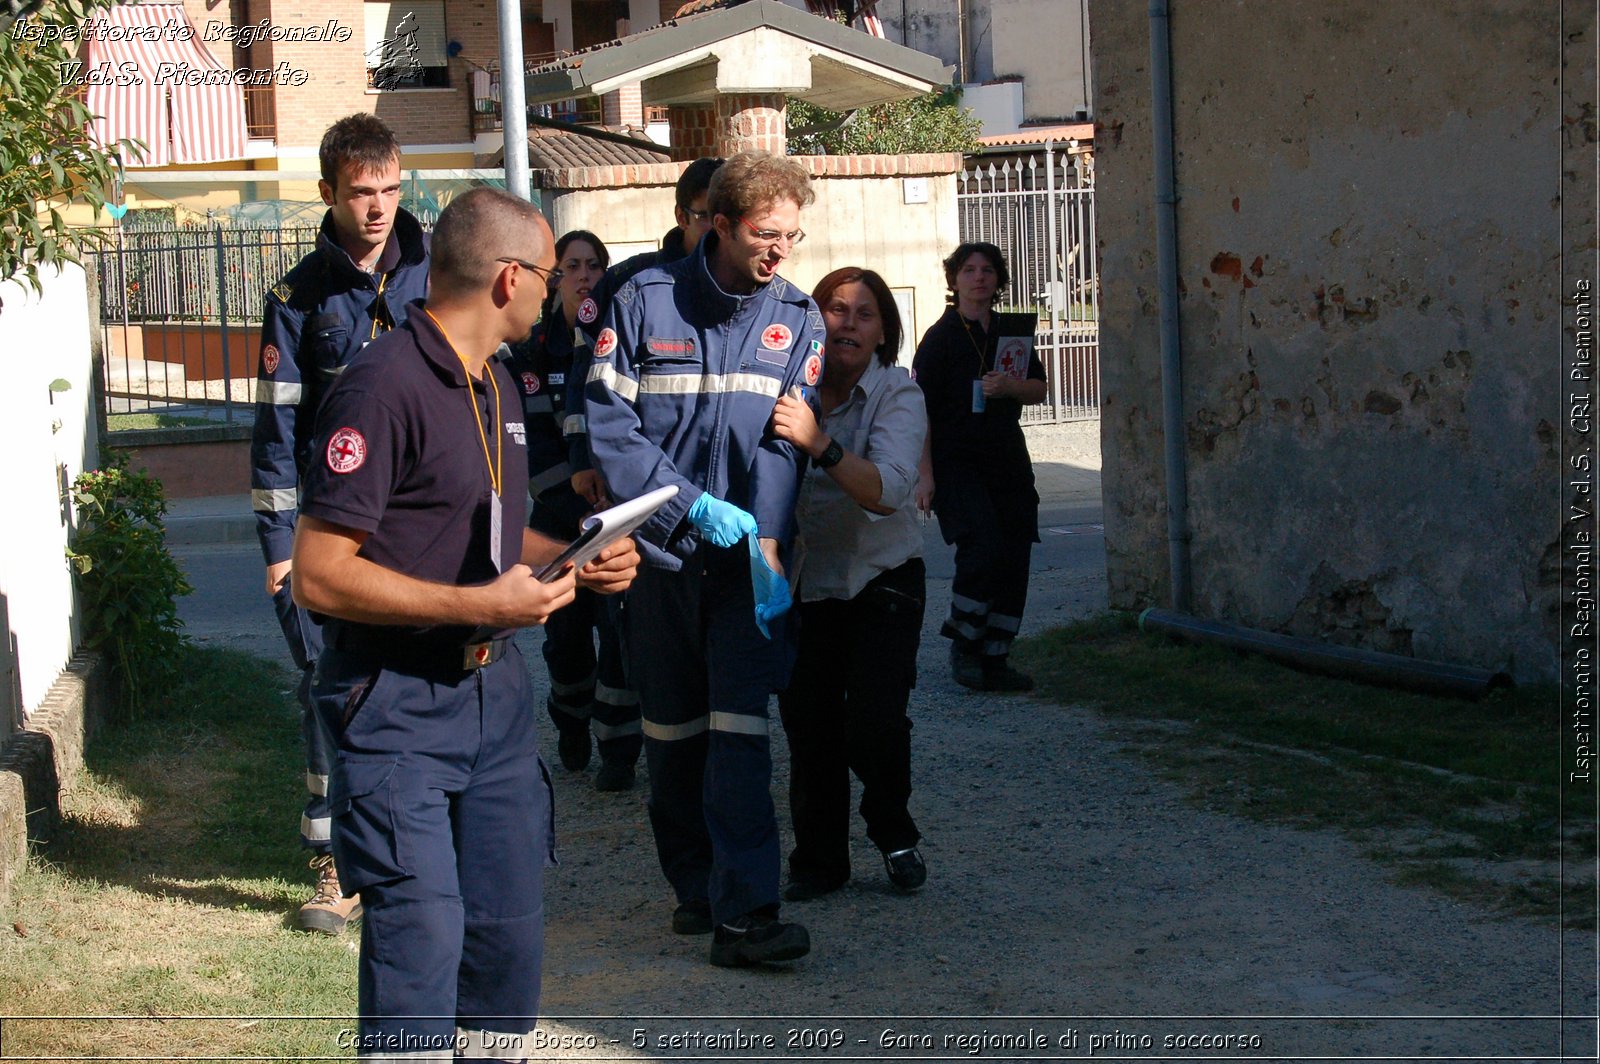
[{"x1": 172, "y1": 443, "x2": 1108, "y2": 662}]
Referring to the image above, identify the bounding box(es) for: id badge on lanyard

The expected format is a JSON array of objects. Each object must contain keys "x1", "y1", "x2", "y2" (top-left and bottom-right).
[{"x1": 489, "y1": 491, "x2": 503, "y2": 573}]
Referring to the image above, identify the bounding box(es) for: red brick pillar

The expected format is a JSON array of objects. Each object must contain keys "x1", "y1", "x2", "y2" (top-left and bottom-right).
[
  {"x1": 715, "y1": 93, "x2": 787, "y2": 156},
  {"x1": 667, "y1": 103, "x2": 717, "y2": 161},
  {"x1": 601, "y1": 82, "x2": 644, "y2": 127}
]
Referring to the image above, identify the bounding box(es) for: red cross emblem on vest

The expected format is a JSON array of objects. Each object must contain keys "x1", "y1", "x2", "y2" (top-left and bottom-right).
[{"x1": 761, "y1": 323, "x2": 793, "y2": 351}]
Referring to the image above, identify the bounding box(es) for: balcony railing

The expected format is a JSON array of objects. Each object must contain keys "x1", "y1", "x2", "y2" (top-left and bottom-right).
[
  {"x1": 242, "y1": 85, "x2": 275, "y2": 140},
  {"x1": 469, "y1": 54, "x2": 614, "y2": 134}
]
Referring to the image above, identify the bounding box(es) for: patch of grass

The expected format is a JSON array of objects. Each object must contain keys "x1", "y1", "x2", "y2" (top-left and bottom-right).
[
  {"x1": 0, "y1": 646, "x2": 358, "y2": 1059},
  {"x1": 1013, "y1": 613, "x2": 1593, "y2": 927},
  {"x1": 106, "y1": 412, "x2": 216, "y2": 431}
]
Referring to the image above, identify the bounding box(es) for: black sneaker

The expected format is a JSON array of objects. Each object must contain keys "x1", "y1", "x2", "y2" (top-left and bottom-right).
[
  {"x1": 949, "y1": 644, "x2": 985, "y2": 690},
  {"x1": 672, "y1": 899, "x2": 713, "y2": 936},
  {"x1": 883, "y1": 847, "x2": 927, "y2": 892},
  {"x1": 708, "y1": 914, "x2": 811, "y2": 968},
  {"x1": 557, "y1": 726, "x2": 592, "y2": 771},
  {"x1": 594, "y1": 761, "x2": 635, "y2": 792},
  {"x1": 782, "y1": 876, "x2": 846, "y2": 902}
]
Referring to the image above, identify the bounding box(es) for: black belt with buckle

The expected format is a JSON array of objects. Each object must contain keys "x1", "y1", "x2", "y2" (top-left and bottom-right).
[{"x1": 328, "y1": 625, "x2": 511, "y2": 675}]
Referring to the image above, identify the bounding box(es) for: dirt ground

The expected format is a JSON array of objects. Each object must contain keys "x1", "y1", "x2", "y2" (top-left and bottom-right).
[{"x1": 181, "y1": 424, "x2": 1594, "y2": 1062}]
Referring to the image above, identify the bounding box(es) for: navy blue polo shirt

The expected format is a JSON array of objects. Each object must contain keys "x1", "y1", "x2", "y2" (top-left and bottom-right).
[{"x1": 300, "y1": 303, "x2": 530, "y2": 640}]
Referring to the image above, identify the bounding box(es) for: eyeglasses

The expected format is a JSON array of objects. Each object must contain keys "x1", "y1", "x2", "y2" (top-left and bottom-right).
[
  {"x1": 683, "y1": 208, "x2": 711, "y2": 221},
  {"x1": 736, "y1": 216, "x2": 806, "y2": 248},
  {"x1": 497, "y1": 257, "x2": 564, "y2": 288}
]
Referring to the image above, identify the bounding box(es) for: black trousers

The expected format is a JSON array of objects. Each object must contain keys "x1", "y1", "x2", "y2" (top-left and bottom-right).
[
  {"x1": 777, "y1": 557, "x2": 925, "y2": 887},
  {"x1": 933, "y1": 464, "x2": 1039, "y2": 662}
]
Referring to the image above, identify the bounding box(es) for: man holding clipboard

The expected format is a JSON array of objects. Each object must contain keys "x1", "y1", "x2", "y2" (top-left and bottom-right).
[{"x1": 290, "y1": 189, "x2": 639, "y2": 1058}]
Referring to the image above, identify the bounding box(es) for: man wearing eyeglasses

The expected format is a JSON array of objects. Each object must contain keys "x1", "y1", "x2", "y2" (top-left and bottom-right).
[
  {"x1": 563, "y1": 158, "x2": 728, "y2": 510},
  {"x1": 586, "y1": 150, "x2": 825, "y2": 969},
  {"x1": 292, "y1": 188, "x2": 638, "y2": 1057},
  {"x1": 604, "y1": 155, "x2": 726, "y2": 293}
]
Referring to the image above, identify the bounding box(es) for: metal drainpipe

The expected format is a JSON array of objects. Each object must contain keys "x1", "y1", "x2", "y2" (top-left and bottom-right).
[
  {"x1": 1136, "y1": 7, "x2": 1511, "y2": 696},
  {"x1": 498, "y1": 0, "x2": 530, "y2": 202},
  {"x1": 1148, "y1": 0, "x2": 1191, "y2": 612},
  {"x1": 956, "y1": 0, "x2": 968, "y2": 84}
]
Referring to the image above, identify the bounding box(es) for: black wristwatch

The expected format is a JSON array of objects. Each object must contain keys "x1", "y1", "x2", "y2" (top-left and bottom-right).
[{"x1": 815, "y1": 438, "x2": 845, "y2": 469}]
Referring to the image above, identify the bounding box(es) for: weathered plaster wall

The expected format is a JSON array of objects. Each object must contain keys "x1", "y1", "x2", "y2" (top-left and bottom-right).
[
  {"x1": 989, "y1": 0, "x2": 1093, "y2": 119},
  {"x1": 1090, "y1": 1, "x2": 1577, "y2": 681}
]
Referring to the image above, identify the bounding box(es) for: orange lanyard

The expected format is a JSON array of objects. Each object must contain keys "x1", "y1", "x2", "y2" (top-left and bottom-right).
[{"x1": 424, "y1": 309, "x2": 502, "y2": 496}]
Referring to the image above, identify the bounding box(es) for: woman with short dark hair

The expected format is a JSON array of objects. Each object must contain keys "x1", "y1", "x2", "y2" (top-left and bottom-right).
[
  {"x1": 913, "y1": 242, "x2": 1047, "y2": 692},
  {"x1": 770, "y1": 266, "x2": 929, "y2": 900}
]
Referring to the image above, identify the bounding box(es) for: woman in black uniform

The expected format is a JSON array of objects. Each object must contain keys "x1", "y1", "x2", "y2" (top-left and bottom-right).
[
  {"x1": 912, "y1": 242, "x2": 1047, "y2": 692},
  {"x1": 507, "y1": 230, "x2": 643, "y2": 790}
]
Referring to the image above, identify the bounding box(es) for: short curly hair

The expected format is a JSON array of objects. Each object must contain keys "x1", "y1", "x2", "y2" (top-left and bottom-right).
[
  {"x1": 706, "y1": 151, "x2": 815, "y2": 221},
  {"x1": 942, "y1": 241, "x2": 1010, "y2": 306}
]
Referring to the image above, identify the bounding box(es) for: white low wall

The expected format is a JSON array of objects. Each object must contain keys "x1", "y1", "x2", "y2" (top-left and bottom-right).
[{"x1": 0, "y1": 263, "x2": 98, "y2": 723}]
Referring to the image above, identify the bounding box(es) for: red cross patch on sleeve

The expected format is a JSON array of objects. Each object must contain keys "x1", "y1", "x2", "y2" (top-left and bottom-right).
[
  {"x1": 803, "y1": 352, "x2": 822, "y2": 386},
  {"x1": 262, "y1": 344, "x2": 280, "y2": 375},
  {"x1": 595, "y1": 328, "x2": 618, "y2": 358},
  {"x1": 326, "y1": 428, "x2": 367, "y2": 474}
]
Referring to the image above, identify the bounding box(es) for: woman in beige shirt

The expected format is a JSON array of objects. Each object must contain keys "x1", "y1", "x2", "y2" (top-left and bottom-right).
[{"x1": 771, "y1": 267, "x2": 930, "y2": 901}]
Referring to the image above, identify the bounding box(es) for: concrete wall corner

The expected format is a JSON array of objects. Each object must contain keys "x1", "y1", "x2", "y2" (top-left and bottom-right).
[{"x1": 0, "y1": 652, "x2": 107, "y2": 912}]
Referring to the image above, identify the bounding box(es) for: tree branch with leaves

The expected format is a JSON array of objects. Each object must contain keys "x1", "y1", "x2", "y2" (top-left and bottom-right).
[{"x1": 0, "y1": 0, "x2": 140, "y2": 304}]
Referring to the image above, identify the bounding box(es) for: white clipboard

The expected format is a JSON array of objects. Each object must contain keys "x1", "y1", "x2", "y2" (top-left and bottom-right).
[{"x1": 534, "y1": 484, "x2": 678, "y2": 582}]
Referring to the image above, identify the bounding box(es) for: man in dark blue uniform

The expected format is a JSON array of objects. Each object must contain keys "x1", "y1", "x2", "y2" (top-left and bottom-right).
[
  {"x1": 249, "y1": 114, "x2": 430, "y2": 933},
  {"x1": 586, "y1": 150, "x2": 825, "y2": 968},
  {"x1": 292, "y1": 188, "x2": 638, "y2": 1059}
]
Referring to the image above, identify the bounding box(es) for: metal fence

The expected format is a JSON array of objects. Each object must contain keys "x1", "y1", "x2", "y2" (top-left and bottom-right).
[
  {"x1": 957, "y1": 147, "x2": 1098, "y2": 424},
  {"x1": 89, "y1": 223, "x2": 320, "y2": 425}
]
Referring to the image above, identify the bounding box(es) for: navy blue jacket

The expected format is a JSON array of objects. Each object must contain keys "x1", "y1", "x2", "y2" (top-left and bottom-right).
[
  {"x1": 584, "y1": 232, "x2": 825, "y2": 571},
  {"x1": 250, "y1": 208, "x2": 430, "y2": 566},
  {"x1": 504, "y1": 306, "x2": 595, "y2": 540}
]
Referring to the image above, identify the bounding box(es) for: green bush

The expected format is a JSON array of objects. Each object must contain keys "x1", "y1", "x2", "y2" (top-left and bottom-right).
[
  {"x1": 786, "y1": 89, "x2": 981, "y2": 156},
  {"x1": 66, "y1": 455, "x2": 192, "y2": 717}
]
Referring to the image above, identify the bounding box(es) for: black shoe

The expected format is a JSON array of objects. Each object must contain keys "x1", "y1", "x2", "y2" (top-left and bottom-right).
[
  {"x1": 557, "y1": 726, "x2": 591, "y2": 771},
  {"x1": 672, "y1": 899, "x2": 713, "y2": 936},
  {"x1": 883, "y1": 847, "x2": 927, "y2": 892},
  {"x1": 709, "y1": 914, "x2": 810, "y2": 968},
  {"x1": 982, "y1": 661, "x2": 1035, "y2": 692},
  {"x1": 950, "y1": 644, "x2": 985, "y2": 691},
  {"x1": 782, "y1": 876, "x2": 846, "y2": 902},
  {"x1": 594, "y1": 761, "x2": 636, "y2": 792}
]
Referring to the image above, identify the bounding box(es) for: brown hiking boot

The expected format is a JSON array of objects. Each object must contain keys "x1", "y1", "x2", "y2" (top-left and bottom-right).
[{"x1": 297, "y1": 854, "x2": 362, "y2": 935}]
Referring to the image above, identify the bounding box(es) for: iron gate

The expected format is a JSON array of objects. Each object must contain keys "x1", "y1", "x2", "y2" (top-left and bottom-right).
[
  {"x1": 88, "y1": 223, "x2": 319, "y2": 426},
  {"x1": 957, "y1": 146, "x2": 1098, "y2": 424}
]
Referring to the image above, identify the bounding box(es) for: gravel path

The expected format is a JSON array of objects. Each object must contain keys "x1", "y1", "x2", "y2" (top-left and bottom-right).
[
  {"x1": 178, "y1": 423, "x2": 1593, "y2": 1061},
  {"x1": 532, "y1": 425, "x2": 1589, "y2": 1061}
]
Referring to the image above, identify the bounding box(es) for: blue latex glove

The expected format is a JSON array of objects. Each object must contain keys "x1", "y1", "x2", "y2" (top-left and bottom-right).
[
  {"x1": 748, "y1": 535, "x2": 792, "y2": 639},
  {"x1": 687, "y1": 492, "x2": 757, "y2": 548}
]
